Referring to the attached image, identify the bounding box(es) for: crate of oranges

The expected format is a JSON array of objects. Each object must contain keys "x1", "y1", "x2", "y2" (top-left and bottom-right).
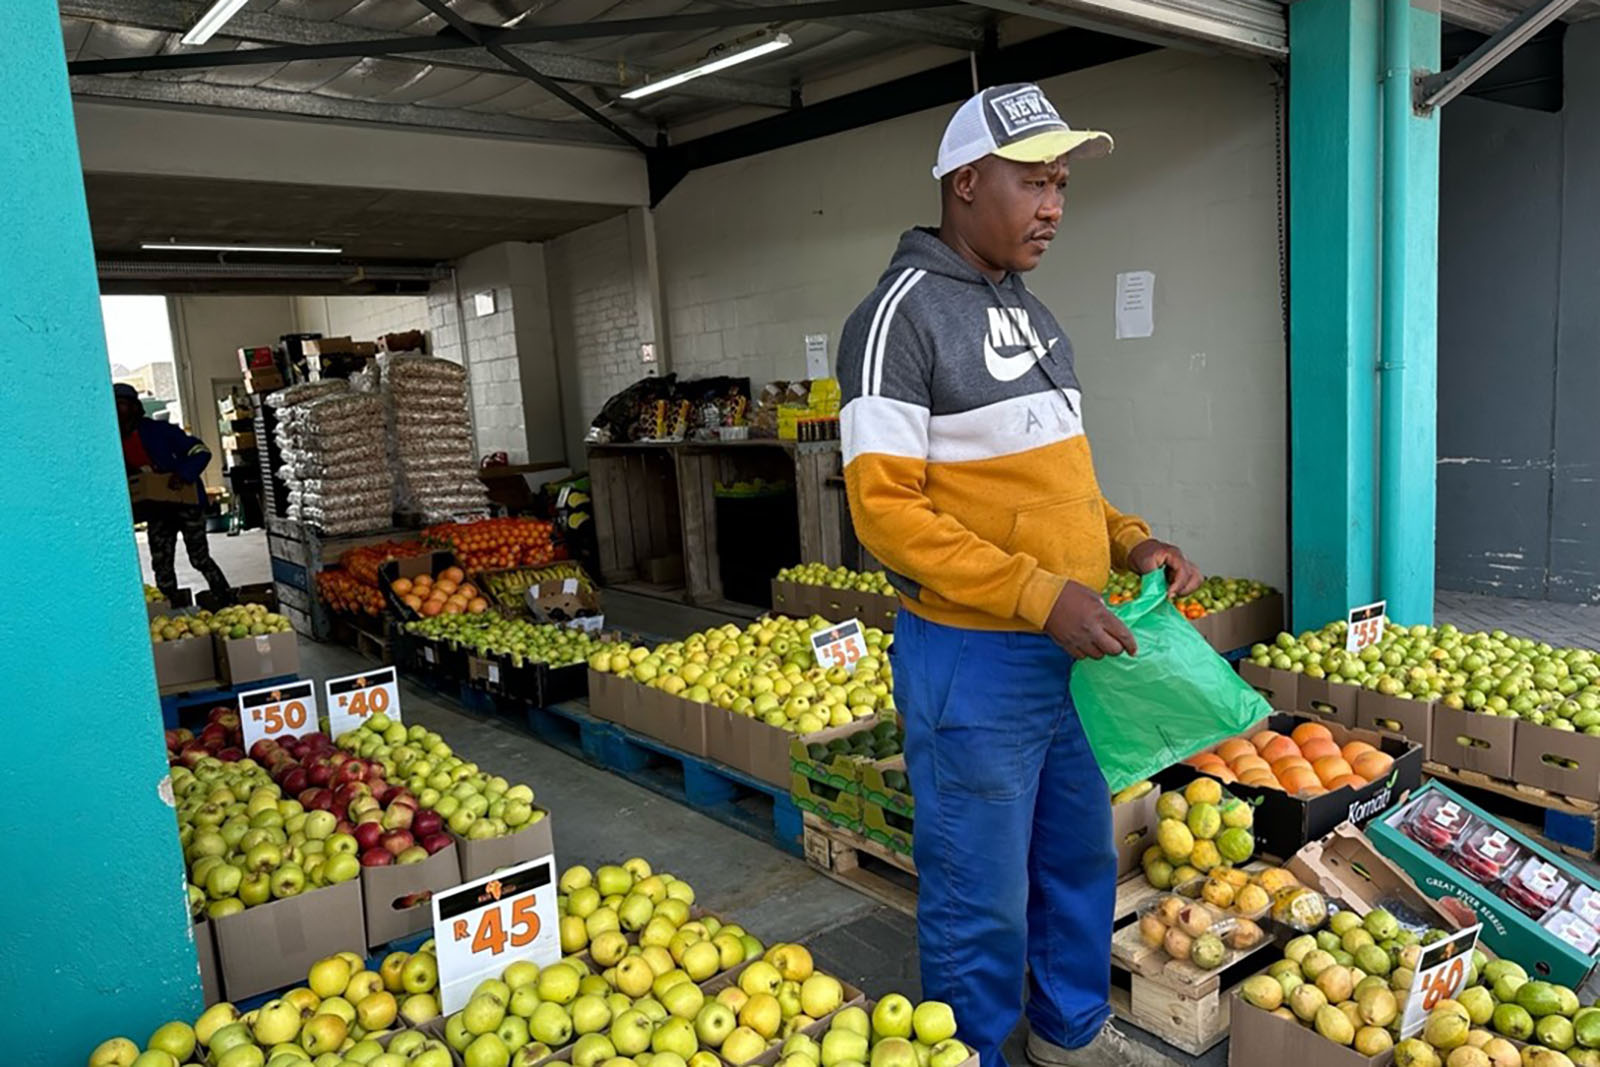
[
  {"x1": 377, "y1": 553, "x2": 492, "y2": 621},
  {"x1": 1162, "y1": 714, "x2": 1424, "y2": 860}
]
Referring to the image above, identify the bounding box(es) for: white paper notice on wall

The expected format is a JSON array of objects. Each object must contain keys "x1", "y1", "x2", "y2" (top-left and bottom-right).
[
  {"x1": 804, "y1": 334, "x2": 830, "y2": 379},
  {"x1": 474, "y1": 290, "x2": 496, "y2": 317},
  {"x1": 1115, "y1": 271, "x2": 1155, "y2": 340}
]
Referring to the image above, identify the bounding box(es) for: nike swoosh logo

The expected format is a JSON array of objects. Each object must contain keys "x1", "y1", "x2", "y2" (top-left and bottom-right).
[{"x1": 983, "y1": 336, "x2": 1058, "y2": 382}]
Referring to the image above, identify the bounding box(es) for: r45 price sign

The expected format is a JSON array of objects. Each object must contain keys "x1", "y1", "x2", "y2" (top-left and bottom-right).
[
  {"x1": 433, "y1": 855, "x2": 560, "y2": 1013},
  {"x1": 810, "y1": 619, "x2": 867, "y2": 674},
  {"x1": 1346, "y1": 600, "x2": 1388, "y2": 654},
  {"x1": 1399, "y1": 925, "x2": 1481, "y2": 1038},
  {"x1": 325, "y1": 666, "x2": 402, "y2": 740},
  {"x1": 239, "y1": 679, "x2": 319, "y2": 750}
]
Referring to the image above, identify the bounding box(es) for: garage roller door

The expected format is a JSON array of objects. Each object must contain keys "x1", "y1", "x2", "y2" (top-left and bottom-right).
[{"x1": 973, "y1": 0, "x2": 1287, "y2": 57}]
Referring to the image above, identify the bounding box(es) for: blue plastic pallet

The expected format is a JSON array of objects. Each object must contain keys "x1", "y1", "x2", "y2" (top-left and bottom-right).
[{"x1": 160, "y1": 673, "x2": 299, "y2": 730}]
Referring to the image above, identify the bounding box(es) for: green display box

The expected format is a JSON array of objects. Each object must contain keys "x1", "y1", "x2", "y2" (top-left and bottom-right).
[
  {"x1": 1367, "y1": 780, "x2": 1599, "y2": 988},
  {"x1": 858, "y1": 754, "x2": 914, "y2": 819},
  {"x1": 790, "y1": 772, "x2": 862, "y2": 830},
  {"x1": 788, "y1": 719, "x2": 877, "y2": 792},
  {"x1": 861, "y1": 800, "x2": 913, "y2": 857}
]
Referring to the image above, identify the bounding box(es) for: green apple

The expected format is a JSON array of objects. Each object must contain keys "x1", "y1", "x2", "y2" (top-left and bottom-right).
[
  {"x1": 611, "y1": 1009, "x2": 654, "y2": 1056},
  {"x1": 620, "y1": 893, "x2": 655, "y2": 932},
  {"x1": 596, "y1": 865, "x2": 634, "y2": 897},
  {"x1": 912, "y1": 1002, "x2": 956, "y2": 1046},
  {"x1": 739, "y1": 962, "x2": 782, "y2": 998},
  {"x1": 317, "y1": 995, "x2": 355, "y2": 1026},
  {"x1": 871, "y1": 1038, "x2": 917, "y2": 1067},
  {"x1": 689, "y1": 1052, "x2": 721, "y2": 1067},
  {"x1": 512, "y1": 1043, "x2": 554, "y2": 1067},
  {"x1": 574, "y1": 1034, "x2": 618, "y2": 1067},
  {"x1": 695, "y1": 1002, "x2": 737, "y2": 1048},
  {"x1": 529, "y1": 1002, "x2": 573, "y2": 1047},
  {"x1": 194, "y1": 1003, "x2": 242, "y2": 1045},
  {"x1": 722, "y1": 1027, "x2": 768, "y2": 1066},
  {"x1": 615, "y1": 957, "x2": 656, "y2": 999},
  {"x1": 928, "y1": 1041, "x2": 970, "y2": 1067},
  {"x1": 130, "y1": 1053, "x2": 179, "y2": 1067},
  {"x1": 89, "y1": 1038, "x2": 140, "y2": 1067},
  {"x1": 800, "y1": 976, "x2": 844, "y2": 1019},
  {"x1": 252, "y1": 1000, "x2": 304, "y2": 1045},
  {"x1": 783, "y1": 1034, "x2": 821, "y2": 1061},
  {"x1": 652, "y1": 1017, "x2": 699, "y2": 1060},
  {"x1": 308, "y1": 956, "x2": 353, "y2": 998},
  {"x1": 776, "y1": 982, "x2": 803, "y2": 1020},
  {"x1": 572, "y1": 994, "x2": 614, "y2": 1035},
  {"x1": 591, "y1": 930, "x2": 629, "y2": 967},
  {"x1": 345, "y1": 1040, "x2": 386, "y2": 1064},
  {"x1": 779, "y1": 1055, "x2": 817, "y2": 1067},
  {"x1": 299, "y1": 1013, "x2": 348, "y2": 1055},
  {"x1": 635, "y1": 997, "x2": 668, "y2": 1025},
  {"x1": 390, "y1": 1031, "x2": 427, "y2": 1057},
  {"x1": 148, "y1": 1020, "x2": 197, "y2": 1061},
  {"x1": 498, "y1": 1015, "x2": 531, "y2": 1052},
  {"x1": 537, "y1": 963, "x2": 581, "y2": 1005},
  {"x1": 662, "y1": 981, "x2": 705, "y2": 1021},
  {"x1": 821, "y1": 1030, "x2": 870, "y2": 1067},
  {"x1": 872, "y1": 996, "x2": 914, "y2": 1040},
  {"x1": 561, "y1": 865, "x2": 594, "y2": 894},
  {"x1": 464, "y1": 1033, "x2": 511, "y2": 1067},
  {"x1": 402, "y1": 992, "x2": 442, "y2": 1025},
  {"x1": 504, "y1": 961, "x2": 541, "y2": 991},
  {"x1": 209, "y1": 1022, "x2": 255, "y2": 1059},
  {"x1": 831, "y1": 1008, "x2": 870, "y2": 1039},
  {"x1": 447, "y1": 1013, "x2": 475, "y2": 1052},
  {"x1": 508, "y1": 985, "x2": 541, "y2": 1019},
  {"x1": 213, "y1": 1047, "x2": 263, "y2": 1067},
  {"x1": 357, "y1": 990, "x2": 398, "y2": 1031}
]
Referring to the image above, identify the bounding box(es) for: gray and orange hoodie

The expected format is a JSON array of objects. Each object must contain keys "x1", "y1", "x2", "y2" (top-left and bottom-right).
[{"x1": 839, "y1": 227, "x2": 1150, "y2": 633}]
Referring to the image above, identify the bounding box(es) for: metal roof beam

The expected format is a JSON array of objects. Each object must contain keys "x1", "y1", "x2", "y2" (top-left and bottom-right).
[
  {"x1": 69, "y1": 75, "x2": 636, "y2": 145},
  {"x1": 58, "y1": 0, "x2": 790, "y2": 108},
  {"x1": 1418, "y1": 0, "x2": 1582, "y2": 110}
]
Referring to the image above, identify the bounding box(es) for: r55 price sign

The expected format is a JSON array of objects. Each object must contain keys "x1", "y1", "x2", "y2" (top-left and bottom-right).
[
  {"x1": 1346, "y1": 600, "x2": 1388, "y2": 654},
  {"x1": 433, "y1": 855, "x2": 560, "y2": 1013},
  {"x1": 810, "y1": 619, "x2": 866, "y2": 674}
]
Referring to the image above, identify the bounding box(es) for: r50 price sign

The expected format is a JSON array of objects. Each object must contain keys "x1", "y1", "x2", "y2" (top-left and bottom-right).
[
  {"x1": 325, "y1": 666, "x2": 401, "y2": 740},
  {"x1": 1400, "y1": 924, "x2": 1481, "y2": 1038},
  {"x1": 1346, "y1": 600, "x2": 1388, "y2": 654},
  {"x1": 239, "y1": 679, "x2": 320, "y2": 749},
  {"x1": 433, "y1": 855, "x2": 560, "y2": 1013},
  {"x1": 810, "y1": 619, "x2": 867, "y2": 674}
]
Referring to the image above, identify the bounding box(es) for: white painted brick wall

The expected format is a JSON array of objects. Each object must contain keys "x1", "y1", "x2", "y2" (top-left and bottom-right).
[
  {"x1": 653, "y1": 50, "x2": 1288, "y2": 585},
  {"x1": 426, "y1": 282, "x2": 528, "y2": 460},
  {"x1": 293, "y1": 295, "x2": 429, "y2": 344},
  {"x1": 547, "y1": 215, "x2": 643, "y2": 432}
]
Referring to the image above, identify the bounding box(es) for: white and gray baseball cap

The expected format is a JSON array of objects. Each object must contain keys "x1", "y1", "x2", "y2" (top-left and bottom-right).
[{"x1": 932, "y1": 82, "x2": 1113, "y2": 180}]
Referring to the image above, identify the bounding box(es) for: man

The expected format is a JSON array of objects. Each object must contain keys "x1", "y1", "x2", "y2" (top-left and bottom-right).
[
  {"x1": 116, "y1": 382, "x2": 232, "y2": 604},
  {"x1": 838, "y1": 84, "x2": 1203, "y2": 1067}
]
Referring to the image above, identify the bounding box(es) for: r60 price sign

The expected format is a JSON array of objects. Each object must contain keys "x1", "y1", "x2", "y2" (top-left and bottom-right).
[
  {"x1": 325, "y1": 666, "x2": 402, "y2": 740},
  {"x1": 810, "y1": 619, "x2": 867, "y2": 674},
  {"x1": 239, "y1": 679, "x2": 320, "y2": 749},
  {"x1": 433, "y1": 855, "x2": 560, "y2": 1013},
  {"x1": 1400, "y1": 925, "x2": 1481, "y2": 1038}
]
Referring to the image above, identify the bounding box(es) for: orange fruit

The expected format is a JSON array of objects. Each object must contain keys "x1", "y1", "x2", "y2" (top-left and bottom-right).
[
  {"x1": 459, "y1": 583, "x2": 480, "y2": 599},
  {"x1": 468, "y1": 597, "x2": 489, "y2": 613},
  {"x1": 420, "y1": 600, "x2": 443, "y2": 617},
  {"x1": 1250, "y1": 730, "x2": 1282, "y2": 753},
  {"x1": 1301, "y1": 785, "x2": 1328, "y2": 798},
  {"x1": 436, "y1": 579, "x2": 459, "y2": 596},
  {"x1": 402, "y1": 594, "x2": 423, "y2": 610},
  {"x1": 1353, "y1": 751, "x2": 1394, "y2": 781},
  {"x1": 1326, "y1": 774, "x2": 1367, "y2": 792},
  {"x1": 391, "y1": 577, "x2": 413, "y2": 595},
  {"x1": 1187, "y1": 753, "x2": 1226, "y2": 770},
  {"x1": 441, "y1": 566, "x2": 465, "y2": 583},
  {"x1": 1216, "y1": 739, "x2": 1255, "y2": 764},
  {"x1": 1270, "y1": 756, "x2": 1313, "y2": 779},
  {"x1": 1243, "y1": 772, "x2": 1281, "y2": 791},
  {"x1": 1300, "y1": 738, "x2": 1340, "y2": 763},
  {"x1": 1280, "y1": 767, "x2": 1320, "y2": 795},
  {"x1": 1313, "y1": 757, "x2": 1353, "y2": 785},
  {"x1": 1211, "y1": 766, "x2": 1238, "y2": 783},
  {"x1": 1291, "y1": 722, "x2": 1334, "y2": 748},
  {"x1": 413, "y1": 573, "x2": 433, "y2": 586},
  {"x1": 1261, "y1": 736, "x2": 1302, "y2": 764},
  {"x1": 1341, "y1": 741, "x2": 1377, "y2": 764},
  {"x1": 1230, "y1": 755, "x2": 1270, "y2": 777}
]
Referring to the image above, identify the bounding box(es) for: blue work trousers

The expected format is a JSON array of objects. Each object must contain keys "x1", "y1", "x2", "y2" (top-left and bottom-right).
[{"x1": 893, "y1": 610, "x2": 1116, "y2": 1067}]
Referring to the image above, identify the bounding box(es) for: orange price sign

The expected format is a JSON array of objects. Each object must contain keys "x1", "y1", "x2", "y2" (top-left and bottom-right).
[
  {"x1": 1345, "y1": 600, "x2": 1388, "y2": 654},
  {"x1": 325, "y1": 666, "x2": 401, "y2": 740},
  {"x1": 810, "y1": 619, "x2": 867, "y2": 674},
  {"x1": 433, "y1": 855, "x2": 560, "y2": 1013},
  {"x1": 1399, "y1": 924, "x2": 1480, "y2": 1037},
  {"x1": 239, "y1": 679, "x2": 320, "y2": 750}
]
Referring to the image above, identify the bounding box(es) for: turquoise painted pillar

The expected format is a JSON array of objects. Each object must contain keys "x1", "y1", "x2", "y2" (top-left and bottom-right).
[
  {"x1": 0, "y1": 3, "x2": 202, "y2": 1063},
  {"x1": 1377, "y1": 1, "x2": 1441, "y2": 625},
  {"x1": 1288, "y1": 0, "x2": 1381, "y2": 631}
]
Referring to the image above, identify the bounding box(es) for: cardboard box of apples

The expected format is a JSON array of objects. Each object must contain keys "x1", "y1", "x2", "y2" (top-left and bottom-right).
[{"x1": 771, "y1": 565, "x2": 900, "y2": 632}]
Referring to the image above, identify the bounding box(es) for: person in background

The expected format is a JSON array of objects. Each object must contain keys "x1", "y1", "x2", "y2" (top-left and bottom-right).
[
  {"x1": 838, "y1": 84, "x2": 1202, "y2": 1067},
  {"x1": 116, "y1": 382, "x2": 233, "y2": 604}
]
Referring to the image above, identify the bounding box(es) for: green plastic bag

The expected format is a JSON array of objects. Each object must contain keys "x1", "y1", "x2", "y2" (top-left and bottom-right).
[{"x1": 1069, "y1": 570, "x2": 1271, "y2": 793}]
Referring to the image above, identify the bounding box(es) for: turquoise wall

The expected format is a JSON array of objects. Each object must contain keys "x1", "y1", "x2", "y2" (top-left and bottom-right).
[{"x1": 0, "y1": 2, "x2": 202, "y2": 1061}]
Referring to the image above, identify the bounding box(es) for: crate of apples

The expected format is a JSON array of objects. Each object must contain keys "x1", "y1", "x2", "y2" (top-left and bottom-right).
[
  {"x1": 392, "y1": 566, "x2": 491, "y2": 618},
  {"x1": 1183, "y1": 721, "x2": 1394, "y2": 796}
]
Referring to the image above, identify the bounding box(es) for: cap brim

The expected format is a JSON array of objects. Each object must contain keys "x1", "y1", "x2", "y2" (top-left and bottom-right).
[{"x1": 992, "y1": 128, "x2": 1114, "y2": 164}]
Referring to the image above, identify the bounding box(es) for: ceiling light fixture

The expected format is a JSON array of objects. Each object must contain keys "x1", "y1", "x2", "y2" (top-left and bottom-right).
[
  {"x1": 621, "y1": 32, "x2": 792, "y2": 100},
  {"x1": 141, "y1": 240, "x2": 345, "y2": 255},
  {"x1": 180, "y1": 0, "x2": 252, "y2": 46}
]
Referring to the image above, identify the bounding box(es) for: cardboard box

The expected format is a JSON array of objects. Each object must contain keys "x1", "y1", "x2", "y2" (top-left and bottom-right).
[
  {"x1": 629, "y1": 686, "x2": 709, "y2": 757},
  {"x1": 1194, "y1": 593, "x2": 1285, "y2": 654},
  {"x1": 769, "y1": 580, "x2": 899, "y2": 631},
  {"x1": 1228, "y1": 998, "x2": 1383, "y2": 1067},
  {"x1": 526, "y1": 579, "x2": 603, "y2": 630},
  {"x1": 361, "y1": 844, "x2": 465, "y2": 948},
  {"x1": 212, "y1": 879, "x2": 365, "y2": 1000},
  {"x1": 1295, "y1": 677, "x2": 1363, "y2": 729},
  {"x1": 1512, "y1": 720, "x2": 1600, "y2": 801},
  {"x1": 147, "y1": 587, "x2": 193, "y2": 620},
  {"x1": 789, "y1": 719, "x2": 878, "y2": 791},
  {"x1": 468, "y1": 653, "x2": 505, "y2": 692},
  {"x1": 790, "y1": 771, "x2": 862, "y2": 828},
  {"x1": 699, "y1": 964, "x2": 872, "y2": 1067},
  {"x1": 1287, "y1": 822, "x2": 1465, "y2": 930},
  {"x1": 452, "y1": 812, "x2": 555, "y2": 882},
  {"x1": 222, "y1": 432, "x2": 257, "y2": 451},
  {"x1": 129, "y1": 470, "x2": 198, "y2": 506},
  {"x1": 858, "y1": 753, "x2": 914, "y2": 818},
  {"x1": 1113, "y1": 785, "x2": 1162, "y2": 878},
  {"x1": 215, "y1": 630, "x2": 300, "y2": 686},
  {"x1": 237, "y1": 345, "x2": 277, "y2": 371},
  {"x1": 244, "y1": 366, "x2": 284, "y2": 394},
  {"x1": 1237, "y1": 660, "x2": 1299, "y2": 712},
  {"x1": 194, "y1": 918, "x2": 222, "y2": 1006},
  {"x1": 586, "y1": 669, "x2": 630, "y2": 727},
  {"x1": 705, "y1": 704, "x2": 752, "y2": 773},
  {"x1": 1368, "y1": 780, "x2": 1599, "y2": 987},
  {"x1": 861, "y1": 800, "x2": 914, "y2": 856},
  {"x1": 1158, "y1": 713, "x2": 1422, "y2": 860},
  {"x1": 152, "y1": 636, "x2": 217, "y2": 690},
  {"x1": 1428, "y1": 706, "x2": 1517, "y2": 778},
  {"x1": 1356, "y1": 690, "x2": 1435, "y2": 751}
]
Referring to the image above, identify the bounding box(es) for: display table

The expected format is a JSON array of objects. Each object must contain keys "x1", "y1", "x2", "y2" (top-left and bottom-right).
[{"x1": 587, "y1": 439, "x2": 846, "y2": 608}]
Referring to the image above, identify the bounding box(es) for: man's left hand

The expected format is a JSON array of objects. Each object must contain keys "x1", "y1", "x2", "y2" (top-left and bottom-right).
[{"x1": 1128, "y1": 538, "x2": 1203, "y2": 598}]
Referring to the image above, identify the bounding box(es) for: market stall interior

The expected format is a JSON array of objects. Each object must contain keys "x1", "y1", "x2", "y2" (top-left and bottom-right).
[{"x1": 12, "y1": 0, "x2": 1600, "y2": 1064}]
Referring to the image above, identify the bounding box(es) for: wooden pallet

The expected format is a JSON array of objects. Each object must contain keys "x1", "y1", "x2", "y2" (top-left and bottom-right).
[
  {"x1": 1423, "y1": 760, "x2": 1600, "y2": 858},
  {"x1": 1106, "y1": 871, "x2": 1274, "y2": 1057},
  {"x1": 802, "y1": 814, "x2": 918, "y2": 916}
]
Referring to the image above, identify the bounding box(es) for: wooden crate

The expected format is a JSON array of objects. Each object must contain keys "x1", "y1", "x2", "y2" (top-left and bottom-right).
[
  {"x1": 802, "y1": 813, "x2": 918, "y2": 916},
  {"x1": 589, "y1": 446, "x2": 682, "y2": 587}
]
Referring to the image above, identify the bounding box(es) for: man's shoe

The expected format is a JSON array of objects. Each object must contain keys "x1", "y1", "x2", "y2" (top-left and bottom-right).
[{"x1": 1025, "y1": 1022, "x2": 1179, "y2": 1067}]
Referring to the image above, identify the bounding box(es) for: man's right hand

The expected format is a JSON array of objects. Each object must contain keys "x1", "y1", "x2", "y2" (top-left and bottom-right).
[{"x1": 1044, "y1": 580, "x2": 1138, "y2": 659}]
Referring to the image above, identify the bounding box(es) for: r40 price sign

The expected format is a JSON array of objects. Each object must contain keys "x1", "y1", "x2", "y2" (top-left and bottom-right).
[
  {"x1": 810, "y1": 619, "x2": 867, "y2": 674},
  {"x1": 239, "y1": 679, "x2": 320, "y2": 749},
  {"x1": 1346, "y1": 600, "x2": 1388, "y2": 654},
  {"x1": 325, "y1": 666, "x2": 402, "y2": 740},
  {"x1": 1400, "y1": 925, "x2": 1481, "y2": 1038},
  {"x1": 433, "y1": 855, "x2": 560, "y2": 1013}
]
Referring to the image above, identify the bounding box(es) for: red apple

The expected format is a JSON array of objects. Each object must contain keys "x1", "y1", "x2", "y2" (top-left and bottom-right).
[
  {"x1": 306, "y1": 789, "x2": 335, "y2": 813},
  {"x1": 420, "y1": 832, "x2": 453, "y2": 855},
  {"x1": 164, "y1": 729, "x2": 191, "y2": 752},
  {"x1": 388, "y1": 791, "x2": 419, "y2": 812},
  {"x1": 302, "y1": 731, "x2": 330, "y2": 750},
  {"x1": 207, "y1": 706, "x2": 231, "y2": 724},
  {"x1": 368, "y1": 780, "x2": 392, "y2": 804},
  {"x1": 248, "y1": 739, "x2": 278, "y2": 762},
  {"x1": 335, "y1": 818, "x2": 355, "y2": 836},
  {"x1": 413, "y1": 810, "x2": 444, "y2": 838},
  {"x1": 307, "y1": 762, "x2": 333, "y2": 788},
  {"x1": 199, "y1": 723, "x2": 229, "y2": 748},
  {"x1": 297, "y1": 787, "x2": 322, "y2": 808},
  {"x1": 334, "y1": 761, "x2": 366, "y2": 787},
  {"x1": 354, "y1": 823, "x2": 384, "y2": 852},
  {"x1": 381, "y1": 829, "x2": 415, "y2": 857},
  {"x1": 216, "y1": 747, "x2": 243, "y2": 762},
  {"x1": 333, "y1": 783, "x2": 369, "y2": 811},
  {"x1": 360, "y1": 848, "x2": 394, "y2": 867},
  {"x1": 178, "y1": 742, "x2": 210, "y2": 768},
  {"x1": 281, "y1": 767, "x2": 309, "y2": 795}
]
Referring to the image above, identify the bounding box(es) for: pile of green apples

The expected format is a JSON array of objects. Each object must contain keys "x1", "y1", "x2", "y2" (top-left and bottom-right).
[
  {"x1": 776, "y1": 564, "x2": 894, "y2": 596},
  {"x1": 806, "y1": 997, "x2": 968, "y2": 1067},
  {"x1": 337, "y1": 715, "x2": 545, "y2": 841},
  {"x1": 403, "y1": 614, "x2": 609, "y2": 669},
  {"x1": 87, "y1": 945, "x2": 442, "y2": 1067},
  {"x1": 150, "y1": 612, "x2": 211, "y2": 642},
  {"x1": 174, "y1": 757, "x2": 359, "y2": 920},
  {"x1": 554, "y1": 859, "x2": 729, "y2": 960},
  {"x1": 589, "y1": 617, "x2": 894, "y2": 735},
  {"x1": 1249, "y1": 621, "x2": 1600, "y2": 726},
  {"x1": 212, "y1": 602, "x2": 295, "y2": 639}
]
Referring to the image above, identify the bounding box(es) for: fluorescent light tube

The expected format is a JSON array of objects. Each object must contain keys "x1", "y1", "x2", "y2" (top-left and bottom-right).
[
  {"x1": 181, "y1": 0, "x2": 251, "y2": 45},
  {"x1": 141, "y1": 241, "x2": 344, "y2": 255},
  {"x1": 621, "y1": 33, "x2": 792, "y2": 100}
]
